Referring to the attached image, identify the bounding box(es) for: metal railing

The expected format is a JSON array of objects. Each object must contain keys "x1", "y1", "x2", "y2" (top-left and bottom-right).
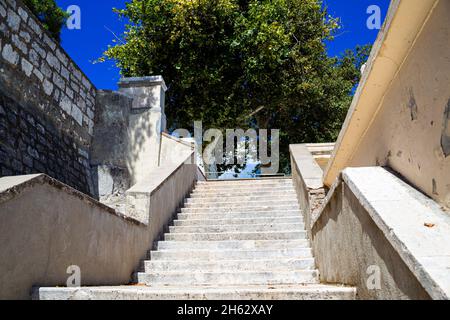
[{"x1": 204, "y1": 172, "x2": 289, "y2": 181}]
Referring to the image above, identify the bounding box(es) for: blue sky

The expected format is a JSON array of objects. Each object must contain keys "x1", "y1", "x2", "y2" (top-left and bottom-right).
[{"x1": 56, "y1": 0, "x2": 390, "y2": 90}]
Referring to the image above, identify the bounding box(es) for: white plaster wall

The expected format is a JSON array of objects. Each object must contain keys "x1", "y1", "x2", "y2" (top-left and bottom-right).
[
  {"x1": 350, "y1": 1, "x2": 450, "y2": 209},
  {"x1": 128, "y1": 110, "x2": 162, "y2": 185}
]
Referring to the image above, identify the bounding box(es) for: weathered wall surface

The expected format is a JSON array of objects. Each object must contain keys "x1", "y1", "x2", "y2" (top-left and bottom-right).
[
  {"x1": 291, "y1": 140, "x2": 450, "y2": 299},
  {"x1": 349, "y1": 0, "x2": 450, "y2": 209},
  {"x1": 126, "y1": 152, "x2": 196, "y2": 227},
  {"x1": 160, "y1": 133, "x2": 195, "y2": 166},
  {"x1": 0, "y1": 153, "x2": 199, "y2": 299},
  {"x1": 312, "y1": 183, "x2": 430, "y2": 300},
  {"x1": 0, "y1": 174, "x2": 150, "y2": 300},
  {"x1": 119, "y1": 77, "x2": 167, "y2": 186},
  {"x1": 91, "y1": 91, "x2": 133, "y2": 202},
  {"x1": 290, "y1": 144, "x2": 327, "y2": 238},
  {"x1": 0, "y1": 0, "x2": 96, "y2": 195},
  {"x1": 309, "y1": 167, "x2": 450, "y2": 300}
]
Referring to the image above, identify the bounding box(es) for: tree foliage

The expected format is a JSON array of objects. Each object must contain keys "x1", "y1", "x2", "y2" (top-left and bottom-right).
[
  {"x1": 104, "y1": 0, "x2": 370, "y2": 174},
  {"x1": 23, "y1": 0, "x2": 68, "y2": 42}
]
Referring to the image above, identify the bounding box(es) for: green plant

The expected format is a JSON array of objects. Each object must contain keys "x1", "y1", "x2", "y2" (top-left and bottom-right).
[
  {"x1": 23, "y1": 0, "x2": 68, "y2": 42},
  {"x1": 104, "y1": 0, "x2": 371, "y2": 174}
]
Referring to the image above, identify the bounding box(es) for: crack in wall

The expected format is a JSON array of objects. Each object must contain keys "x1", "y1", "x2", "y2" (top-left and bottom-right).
[
  {"x1": 441, "y1": 99, "x2": 450, "y2": 157},
  {"x1": 408, "y1": 87, "x2": 418, "y2": 121}
]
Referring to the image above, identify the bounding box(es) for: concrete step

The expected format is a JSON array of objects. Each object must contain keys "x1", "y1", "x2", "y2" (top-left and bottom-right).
[
  {"x1": 169, "y1": 223, "x2": 305, "y2": 234},
  {"x1": 181, "y1": 204, "x2": 300, "y2": 214},
  {"x1": 150, "y1": 248, "x2": 312, "y2": 261},
  {"x1": 137, "y1": 270, "x2": 319, "y2": 286},
  {"x1": 194, "y1": 186, "x2": 296, "y2": 193},
  {"x1": 36, "y1": 285, "x2": 357, "y2": 300},
  {"x1": 184, "y1": 199, "x2": 299, "y2": 209},
  {"x1": 189, "y1": 190, "x2": 297, "y2": 198},
  {"x1": 173, "y1": 216, "x2": 302, "y2": 226},
  {"x1": 157, "y1": 239, "x2": 309, "y2": 251},
  {"x1": 145, "y1": 258, "x2": 315, "y2": 273},
  {"x1": 197, "y1": 179, "x2": 293, "y2": 187},
  {"x1": 164, "y1": 231, "x2": 306, "y2": 241},
  {"x1": 186, "y1": 195, "x2": 298, "y2": 204},
  {"x1": 32, "y1": 176, "x2": 361, "y2": 301},
  {"x1": 192, "y1": 187, "x2": 296, "y2": 196},
  {"x1": 177, "y1": 211, "x2": 302, "y2": 220}
]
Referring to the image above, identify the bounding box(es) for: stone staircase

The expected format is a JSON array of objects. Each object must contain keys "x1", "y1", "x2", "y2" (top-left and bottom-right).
[{"x1": 37, "y1": 178, "x2": 355, "y2": 300}]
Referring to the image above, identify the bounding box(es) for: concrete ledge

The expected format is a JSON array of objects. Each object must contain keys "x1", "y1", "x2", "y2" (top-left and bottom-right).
[
  {"x1": 290, "y1": 144, "x2": 325, "y2": 190},
  {"x1": 0, "y1": 174, "x2": 142, "y2": 226},
  {"x1": 312, "y1": 167, "x2": 450, "y2": 300},
  {"x1": 0, "y1": 174, "x2": 151, "y2": 300},
  {"x1": 342, "y1": 167, "x2": 450, "y2": 299},
  {"x1": 126, "y1": 152, "x2": 197, "y2": 226},
  {"x1": 161, "y1": 132, "x2": 195, "y2": 149},
  {"x1": 118, "y1": 76, "x2": 167, "y2": 91},
  {"x1": 0, "y1": 155, "x2": 200, "y2": 299},
  {"x1": 35, "y1": 284, "x2": 356, "y2": 300},
  {"x1": 290, "y1": 144, "x2": 328, "y2": 238}
]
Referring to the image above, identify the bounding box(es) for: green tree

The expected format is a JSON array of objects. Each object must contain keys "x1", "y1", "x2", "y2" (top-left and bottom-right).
[
  {"x1": 23, "y1": 0, "x2": 68, "y2": 42},
  {"x1": 104, "y1": 0, "x2": 370, "y2": 175}
]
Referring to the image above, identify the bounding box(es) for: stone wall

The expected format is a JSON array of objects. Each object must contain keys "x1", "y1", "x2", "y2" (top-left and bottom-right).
[{"x1": 0, "y1": 0, "x2": 96, "y2": 195}]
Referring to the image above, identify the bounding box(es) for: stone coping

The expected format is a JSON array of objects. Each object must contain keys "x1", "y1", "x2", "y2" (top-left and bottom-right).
[
  {"x1": 314, "y1": 167, "x2": 450, "y2": 300},
  {"x1": 127, "y1": 152, "x2": 195, "y2": 196},
  {"x1": 162, "y1": 132, "x2": 195, "y2": 149},
  {"x1": 205, "y1": 177, "x2": 291, "y2": 182},
  {"x1": 118, "y1": 76, "x2": 167, "y2": 91},
  {"x1": 0, "y1": 174, "x2": 144, "y2": 226},
  {"x1": 289, "y1": 144, "x2": 325, "y2": 190}
]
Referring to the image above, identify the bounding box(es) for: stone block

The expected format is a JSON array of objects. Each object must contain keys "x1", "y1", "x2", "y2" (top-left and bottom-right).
[
  {"x1": 60, "y1": 66, "x2": 70, "y2": 81},
  {"x1": 43, "y1": 34, "x2": 56, "y2": 50},
  {"x1": 70, "y1": 105, "x2": 83, "y2": 126},
  {"x1": 21, "y1": 58, "x2": 33, "y2": 77},
  {"x1": 0, "y1": 3, "x2": 6, "y2": 18},
  {"x1": 28, "y1": 49, "x2": 40, "y2": 67},
  {"x1": 6, "y1": 0, "x2": 16, "y2": 9},
  {"x1": 2, "y1": 43, "x2": 19, "y2": 65},
  {"x1": 19, "y1": 30, "x2": 30, "y2": 43},
  {"x1": 59, "y1": 95, "x2": 72, "y2": 114},
  {"x1": 12, "y1": 34, "x2": 26, "y2": 54},
  {"x1": 6, "y1": 9, "x2": 20, "y2": 32},
  {"x1": 52, "y1": 73, "x2": 65, "y2": 91},
  {"x1": 31, "y1": 42, "x2": 46, "y2": 58},
  {"x1": 28, "y1": 17, "x2": 41, "y2": 35},
  {"x1": 17, "y1": 7, "x2": 28, "y2": 22},
  {"x1": 46, "y1": 52, "x2": 60, "y2": 71},
  {"x1": 55, "y1": 49, "x2": 68, "y2": 66},
  {"x1": 43, "y1": 79, "x2": 53, "y2": 96},
  {"x1": 33, "y1": 69, "x2": 43, "y2": 81}
]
